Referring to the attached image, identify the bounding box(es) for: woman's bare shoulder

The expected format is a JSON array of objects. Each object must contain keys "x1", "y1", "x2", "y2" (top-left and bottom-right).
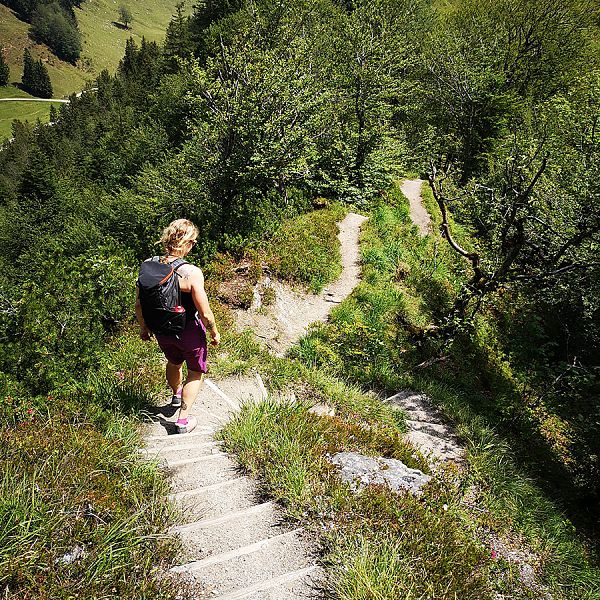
[{"x1": 178, "y1": 262, "x2": 203, "y2": 279}]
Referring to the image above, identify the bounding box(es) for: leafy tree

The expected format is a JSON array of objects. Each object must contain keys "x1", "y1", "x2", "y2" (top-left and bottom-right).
[
  {"x1": 428, "y1": 94, "x2": 600, "y2": 331},
  {"x1": 31, "y1": 2, "x2": 82, "y2": 63},
  {"x1": 0, "y1": 46, "x2": 9, "y2": 86},
  {"x1": 419, "y1": 0, "x2": 595, "y2": 181},
  {"x1": 118, "y1": 4, "x2": 132, "y2": 28}
]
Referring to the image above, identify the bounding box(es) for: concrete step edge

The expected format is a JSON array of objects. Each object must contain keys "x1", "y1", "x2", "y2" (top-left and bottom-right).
[
  {"x1": 167, "y1": 451, "x2": 228, "y2": 468},
  {"x1": 143, "y1": 428, "x2": 216, "y2": 442},
  {"x1": 205, "y1": 377, "x2": 240, "y2": 411},
  {"x1": 169, "y1": 477, "x2": 245, "y2": 500},
  {"x1": 210, "y1": 565, "x2": 319, "y2": 600},
  {"x1": 170, "y1": 501, "x2": 274, "y2": 533},
  {"x1": 170, "y1": 528, "x2": 303, "y2": 573},
  {"x1": 142, "y1": 440, "x2": 220, "y2": 454}
]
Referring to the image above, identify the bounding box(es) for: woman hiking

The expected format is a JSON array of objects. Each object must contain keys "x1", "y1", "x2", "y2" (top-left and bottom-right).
[{"x1": 135, "y1": 219, "x2": 220, "y2": 434}]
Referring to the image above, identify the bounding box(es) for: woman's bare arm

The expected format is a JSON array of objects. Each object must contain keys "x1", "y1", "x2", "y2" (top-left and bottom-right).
[
  {"x1": 189, "y1": 269, "x2": 220, "y2": 345},
  {"x1": 135, "y1": 286, "x2": 151, "y2": 340}
]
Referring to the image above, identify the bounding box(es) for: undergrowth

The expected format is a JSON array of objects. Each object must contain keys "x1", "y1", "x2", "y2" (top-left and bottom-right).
[
  {"x1": 266, "y1": 204, "x2": 346, "y2": 293},
  {"x1": 0, "y1": 334, "x2": 177, "y2": 599}
]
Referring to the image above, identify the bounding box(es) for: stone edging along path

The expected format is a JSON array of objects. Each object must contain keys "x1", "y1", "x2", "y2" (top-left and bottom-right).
[{"x1": 142, "y1": 204, "x2": 466, "y2": 598}]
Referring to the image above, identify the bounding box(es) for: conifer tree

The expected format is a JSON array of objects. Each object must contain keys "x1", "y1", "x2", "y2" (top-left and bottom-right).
[
  {"x1": 0, "y1": 46, "x2": 9, "y2": 86},
  {"x1": 21, "y1": 49, "x2": 53, "y2": 98},
  {"x1": 164, "y1": 2, "x2": 193, "y2": 72},
  {"x1": 22, "y1": 48, "x2": 35, "y2": 91},
  {"x1": 118, "y1": 37, "x2": 138, "y2": 78},
  {"x1": 33, "y1": 59, "x2": 53, "y2": 98}
]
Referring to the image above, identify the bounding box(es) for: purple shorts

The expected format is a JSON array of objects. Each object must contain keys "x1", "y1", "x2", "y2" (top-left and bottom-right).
[{"x1": 155, "y1": 317, "x2": 208, "y2": 373}]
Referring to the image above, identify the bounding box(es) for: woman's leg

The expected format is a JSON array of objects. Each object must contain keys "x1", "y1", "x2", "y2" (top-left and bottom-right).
[
  {"x1": 166, "y1": 360, "x2": 183, "y2": 395},
  {"x1": 177, "y1": 369, "x2": 204, "y2": 421}
]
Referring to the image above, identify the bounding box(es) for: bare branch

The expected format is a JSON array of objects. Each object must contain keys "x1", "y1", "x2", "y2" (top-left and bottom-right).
[{"x1": 428, "y1": 162, "x2": 483, "y2": 282}]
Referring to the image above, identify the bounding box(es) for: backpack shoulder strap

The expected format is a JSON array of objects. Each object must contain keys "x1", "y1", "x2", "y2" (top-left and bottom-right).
[{"x1": 172, "y1": 258, "x2": 188, "y2": 272}]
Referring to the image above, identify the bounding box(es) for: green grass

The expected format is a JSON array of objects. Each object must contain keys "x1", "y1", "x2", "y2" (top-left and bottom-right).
[
  {"x1": 221, "y1": 399, "x2": 499, "y2": 598},
  {"x1": 0, "y1": 326, "x2": 180, "y2": 599},
  {"x1": 266, "y1": 204, "x2": 347, "y2": 293},
  {"x1": 205, "y1": 205, "x2": 348, "y2": 308},
  {"x1": 0, "y1": 98, "x2": 64, "y2": 141},
  {"x1": 0, "y1": 85, "x2": 32, "y2": 99},
  {"x1": 216, "y1": 183, "x2": 600, "y2": 599},
  {"x1": 76, "y1": 0, "x2": 184, "y2": 76}
]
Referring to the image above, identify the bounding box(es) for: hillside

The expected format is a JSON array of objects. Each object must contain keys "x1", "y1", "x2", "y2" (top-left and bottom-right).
[
  {"x1": 0, "y1": 0, "x2": 181, "y2": 139},
  {"x1": 0, "y1": 0, "x2": 599, "y2": 598}
]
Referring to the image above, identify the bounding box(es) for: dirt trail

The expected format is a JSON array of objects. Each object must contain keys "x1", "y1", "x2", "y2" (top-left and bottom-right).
[
  {"x1": 234, "y1": 212, "x2": 368, "y2": 356},
  {"x1": 401, "y1": 179, "x2": 432, "y2": 237},
  {"x1": 143, "y1": 213, "x2": 368, "y2": 599}
]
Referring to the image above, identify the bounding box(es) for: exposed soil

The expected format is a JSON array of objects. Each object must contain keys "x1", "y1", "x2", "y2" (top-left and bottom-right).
[
  {"x1": 233, "y1": 212, "x2": 368, "y2": 356},
  {"x1": 401, "y1": 179, "x2": 432, "y2": 237}
]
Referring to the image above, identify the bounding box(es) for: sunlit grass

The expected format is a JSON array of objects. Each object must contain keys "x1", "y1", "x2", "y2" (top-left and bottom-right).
[
  {"x1": 0, "y1": 415, "x2": 176, "y2": 597},
  {"x1": 0, "y1": 99, "x2": 64, "y2": 141}
]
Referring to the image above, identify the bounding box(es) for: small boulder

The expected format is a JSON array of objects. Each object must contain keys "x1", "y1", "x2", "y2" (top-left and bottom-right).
[
  {"x1": 329, "y1": 451, "x2": 431, "y2": 495},
  {"x1": 308, "y1": 402, "x2": 336, "y2": 417}
]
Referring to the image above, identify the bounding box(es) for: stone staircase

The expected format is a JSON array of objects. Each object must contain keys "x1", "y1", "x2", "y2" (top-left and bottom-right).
[{"x1": 142, "y1": 375, "x2": 320, "y2": 599}]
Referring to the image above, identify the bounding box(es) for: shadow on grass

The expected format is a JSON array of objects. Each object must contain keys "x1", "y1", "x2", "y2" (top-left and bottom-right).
[{"x1": 425, "y1": 333, "x2": 600, "y2": 546}]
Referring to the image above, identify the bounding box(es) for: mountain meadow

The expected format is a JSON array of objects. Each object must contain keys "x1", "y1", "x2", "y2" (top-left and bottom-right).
[{"x1": 1, "y1": 0, "x2": 599, "y2": 598}]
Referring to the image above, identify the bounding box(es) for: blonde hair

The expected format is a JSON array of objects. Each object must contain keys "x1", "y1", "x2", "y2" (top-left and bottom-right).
[{"x1": 159, "y1": 219, "x2": 199, "y2": 255}]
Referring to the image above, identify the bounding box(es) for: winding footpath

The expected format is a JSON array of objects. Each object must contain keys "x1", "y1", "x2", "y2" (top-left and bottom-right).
[
  {"x1": 142, "y1": 198, "x2": 466, "y2": 598},
  {"x1": 395, "y1": 180, "x2": 464, "y2": 467},
  {"x1": 143, "y1": 213, "x2": 368, "y2": 599}
]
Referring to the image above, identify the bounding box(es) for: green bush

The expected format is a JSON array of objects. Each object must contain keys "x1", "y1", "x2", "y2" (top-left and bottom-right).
[
  {"x1": 14, "y1": 245, "x2": 136, "y2": 392},
  {"x1": 267, "y1": 205, "x2": 346, "y2": 293}
]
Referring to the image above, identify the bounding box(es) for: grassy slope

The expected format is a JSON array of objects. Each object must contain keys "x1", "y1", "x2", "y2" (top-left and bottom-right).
[
  {"x1": 75, "y1": 0, "x2": 182, "y2": 75},
  {"x1": 0, "y1": 0, "x2": 181, "y2": 139},
  {"x1": 0, "y1": 97, "x2": 63, "y2": 140},
  {"x1": 0, "y1": 4, "x2": 88, "y2": 97},
  {"x1": 0, "y1": 333, "x2": 178, "y2": 598}
]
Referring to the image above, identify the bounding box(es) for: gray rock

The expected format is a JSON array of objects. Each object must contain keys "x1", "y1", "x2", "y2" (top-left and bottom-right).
[
  {"x1": 329, "y1": 452, "x2": 431, "y2": 495},
  {"x1": 308, "y1": 403, "x2": 335, "y2": 417},
  {"x1": 55, "y1": 545, "x2": 85, "y2": 565}
]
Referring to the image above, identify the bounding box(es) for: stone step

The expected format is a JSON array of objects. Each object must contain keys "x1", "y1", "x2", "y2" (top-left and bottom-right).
[
  {"x1": 194, "y1": 382, "x2": 240, "y2": 421},
  {"x1": 144, "y1": 426, "x2": 216, "y2": 442},
  {"x1": 211, "y1": 374, "x2": 268, "y2": 407},
  {"x1": 169, "y1": 452, "x2": 240, "y2": 492},
  {"x1": 212, "y1": 566, "x2": 320, "y2": 600},
  {"x1": 171, "y1": 529, "x2": 312, "y2": 597},
  {"x1": 172, "y1": 502, "x2": 285, "y2": 559},
  {"x1": 142, "y1": 441, "x2": 223, "y2": 464},
  {"x1": 173, "y1": 476, "x2": 259, "y2": 521},
  {"x1": 406, "y1": 430, "x2": 464, "y2": 462},
  {"x1": 402, "y1": 408, "x2": 445, "y2": 424},
  {"x1": 405, "y1": 419, "x2": 455, "y2": 437}
]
